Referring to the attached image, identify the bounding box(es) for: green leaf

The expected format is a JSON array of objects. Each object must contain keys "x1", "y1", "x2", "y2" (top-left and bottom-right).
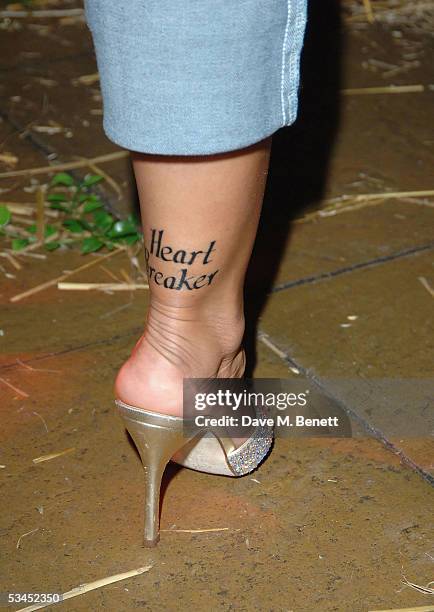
[
  {"x1": 0, "y1": 204, "x2": 11, "y2": 227},
  {"x1": 27, "y1": 224, "x2": 57, "y2": 237},
  {"x1": 93, "y1": 210, "x2": 114, "y2": 232},
  {"x1": 47, "y1": 193, "x2": 69, "y2": 202},
  {"x1": 78, "y1": 218, "x2": 94, "y2": 231},
  {"x1": 45, "y1": 241, "x2": 61, "y2": 251},
  {"x1": 82, "y1": 174, "x2": 103, "y2": 187},
  {"x1": 49, "y1": 202, "x2": 70, "y2": 212},
  {"x1": 50, "y1": 172, "x2": 75, "y2": 187},
  {"x1": 78, "y1": 193, "x2": 100, "y2": 203},
  {"x1": 63, "y1": 219, "x2": 85, "y2": 233},
  {"x1": 12, "y1": 238, "x2": 30, "y2": 250},
  {"x1": 81, "y1": 236, "x2": 104, "y2": 254},
  {"x1": 106, "y1": 218, "x2": 138, "y2": 238},
  {"x1": 83, "y1": 200, "x2": 103, "y2": 213},
  {"x1": 121, "y1": 234, "x2": 140, "y2": 245}
]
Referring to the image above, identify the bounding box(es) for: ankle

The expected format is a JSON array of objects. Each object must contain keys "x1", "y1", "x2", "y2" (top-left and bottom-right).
[
  {"x1": 114, "y1": 297, "x2": 245, "y2": 414},
  {"x1": 144, "y1": 296, "x2": 245, "y2": 367}
]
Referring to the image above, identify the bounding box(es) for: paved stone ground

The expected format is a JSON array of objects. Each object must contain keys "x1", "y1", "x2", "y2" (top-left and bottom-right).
[{"x1": 0, "y1": 2, "x2": 433, "y2": 612}]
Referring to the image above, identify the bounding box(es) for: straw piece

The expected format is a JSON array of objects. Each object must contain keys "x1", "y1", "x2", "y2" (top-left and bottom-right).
[
  {"x1": 99, "y1": 264, "x2": 121, "y2": 282},
  {"x1": 362, "y1": 0, "x2": 375, "y2": 22},
  {"x1": 88, "y1": 162, "x2": 122, "y2": 197},
  {"x1": 16, "y1": 528, "x2": 39, "y2": 550},
  {"x1": 32, "y1": 448, "x2": 75, "y2": 464},
  {"x1": 0, "y1": 151, "x2": 129, "y2": 179},
  {"x1": 0, "y1": 153, "x2": 18, "y2": 164},
  {"x1": 73, "y1": 73, "x2": 100, "y2": 86},
  {"x1": 120, "y1": 268, "x2": 133, "y2": 283},
  {"x1": 16, "y1": 565, "x2": 153, "y2": 612},
  {"x1": 36, "y1": 187, "x2": 45, "y2": 243},
  {"x1": 12, "y1": 251, "x2": 46, "y2": 260},
  {"x1": 0, "y1": 376, "x2": 29, "y2": 398},
  {"x1": 257, "y1": 332, "x2": 288, "y2": 361},
  {"x1": 0, "y1": 251, "x2": 22, "y2": 270},
  {"x1": 369, "y1": 606, "x2": 434, "y2": 612},
  {"x1": 294, "y1": 189, "x2": 434, "y2": 224},
  {"x1": 10, "y1": 248, "x2": 124, "y2": 302},
  {"x1": 57, "y1": 282, "x2": 148, "y2": 291},
  {"x1": 0, "y1": 8, "x2": 84, "y2": 18},
  {"x1": 0, "y1": 202, "x2": 59, "y2": 218},
  {"x1": 342, "y1": 84, "x2": 425, "y2": 95},
  {"x1": 401, "y1": 575, "x2": 434, "y2": 594},
  {"x1": 326, "y1": 189, "x2": 434, "y2": 205},
  {"x1": 418, "y1": 276, "x2": 434, "y2": 298},
  {"x1": 12, "y1": 216, "x2": 39, "y2": 226},
  {"x1": 16, "y1": 358, "x2": 61, "y2": 373},
  {"x1": 8, "y1": 231, "x2": 60, "y2": 256},
  {"x1": 160, "y1": 527, "x2": 231, "y2": 533},
  {"x1": 32, "y1": 411, "x2": 49, "y2": 433}
]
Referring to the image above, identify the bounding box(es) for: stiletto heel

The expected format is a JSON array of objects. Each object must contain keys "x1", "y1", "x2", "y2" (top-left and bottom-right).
[
  {"x1": 115, "y1": 399, "x2": 273, "y2": 546},
  {"x1": 117, "y1": 402, "x2": 192, "y2": 546}
]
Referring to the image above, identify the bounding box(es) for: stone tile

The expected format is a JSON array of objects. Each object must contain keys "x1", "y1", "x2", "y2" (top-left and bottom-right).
[
  {"x1": 250, "y1": 199, "x2": 434, "y2": 292},
  {"x1": 260, "y1": 250, "x2": 434, "y2": 475}
]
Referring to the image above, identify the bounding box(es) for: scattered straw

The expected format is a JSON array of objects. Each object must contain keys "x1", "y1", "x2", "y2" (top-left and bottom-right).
[
  {"x1": 88, "y1": 162, "x2": 122, "y2": 197},
  {"x1": 401, "y1": 575, "x2": 434, "y2": 594},
  {"x1": 160, "y1": 527, "x2": 232, "y2": 533},
  {"x1": 342, "y1": 84, "x2": 425, "y2": 95},
  {"x1": 0, "y1": 202, "x2": 59, "y2": 218},
  {"x1": 0, "y1": 151, "x2": 129, "y2": 179},
  {"x1": 16, "y1": 528, "x2": 39, "y2": 550},
  {"x1": 32, "y1": 411, "x2": 49, "y2": 433},
  {"x1": 57, "y1": 282, "x2": 148, "y2": 291},
  {"x1": 120, "y1": 268, "x2": 133, "y2": 284},
  {"x1": 99, "y1": 265, "x2": 121, "y2": 282},
  {"x1": 35, "y1": 187, "x2": 45, "y2": 243},
  {"x1": 16, "y1": 565, "x2": 153, "y2": 612},
  {"x1": 369, "y1": 606, "x2": 434, "y2": 612},
  {"x1": 0, "y1": 153, "x2": 18, "y2": 164},
  {"x1": 73, "y1": 73, "x2": 100, "y2": 86},
  {"x1": 334, "y1": 189, "x2": 434, "y2": 202},
  {"x1": 0, "y1": 376, "x2": 29, "y2": 398},
  {"x1": 257, "y1": 331, "x2": 287, "y2": 360},
  {"x1": 6, "y1": 231, "x2": 60, "y2": 256},
  {"x1": 10, "y1": 247, "x2": 124, "y2": 302},
  {"x1": 99, "y1": 301, "x2": 133, "y2": 319},
  {"x1": 362, "y1": 0, "x2": 375, "y2": 22},
  {"x1": 0, "y1": 251, "x2": 22, "y2": 270},
  {"x1": 32, "y1": 448, "x2": 75, "y2": 464},
  {"x1": 16, "y1": 358, "x2": 60, "y2": 373},
  {"x1": 295, "y1": 189, "x2": 434, "y2": 223},
  {"x1": 13, "y1": 252, "x2": 46, "y2": 260},
  {"x1": 418, "y1": 276, "x2": 434, "y2": 298},
  {"x1": 344, "y1": 0, "x2": 434, "y2": 32}
]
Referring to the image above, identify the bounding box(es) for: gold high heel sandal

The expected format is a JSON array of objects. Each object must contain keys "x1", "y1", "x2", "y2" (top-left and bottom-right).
[{"x1": 116, "y1": 399, "x2": 273, "y2": 546}]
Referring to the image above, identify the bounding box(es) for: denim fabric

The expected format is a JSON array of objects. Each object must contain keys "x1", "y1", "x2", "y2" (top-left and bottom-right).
[{"x1": 84, "y1": 0, "x2": 307, "y2": 155}]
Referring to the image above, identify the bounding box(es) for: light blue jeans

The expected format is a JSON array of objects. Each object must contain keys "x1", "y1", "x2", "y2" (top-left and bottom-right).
[{"x1": 84, "y1": 0, "x2": 308, "y2": 155}]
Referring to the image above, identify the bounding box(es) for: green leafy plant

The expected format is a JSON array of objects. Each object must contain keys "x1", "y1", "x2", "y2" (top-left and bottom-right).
[{"x1": 0, "y1": 173, "x2": 142, "y2": 254}]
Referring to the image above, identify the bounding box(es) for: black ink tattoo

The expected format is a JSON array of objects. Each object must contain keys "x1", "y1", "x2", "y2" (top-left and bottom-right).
[{"x1": 144, "y1": 229, "x2": 219, "y2": 291}]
